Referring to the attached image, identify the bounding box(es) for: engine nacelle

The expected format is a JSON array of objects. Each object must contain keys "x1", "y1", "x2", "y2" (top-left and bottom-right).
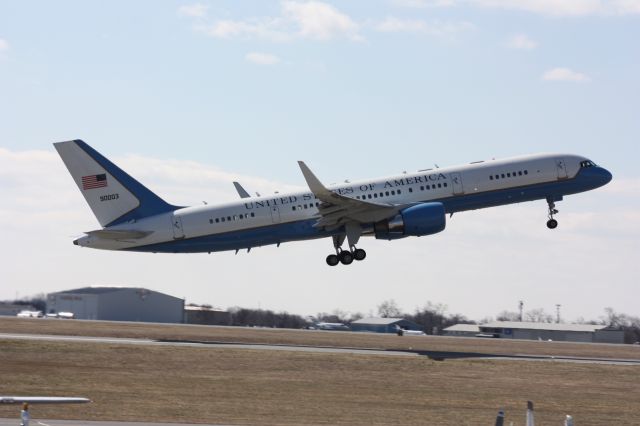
[{"x1": 373, "y1": 202, "x2": 446, "y2": 240}]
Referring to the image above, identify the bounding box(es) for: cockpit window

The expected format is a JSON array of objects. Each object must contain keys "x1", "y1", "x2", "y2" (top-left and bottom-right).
[{"x1": 580, "y1": 160, "x2": 597, "y2": 168}]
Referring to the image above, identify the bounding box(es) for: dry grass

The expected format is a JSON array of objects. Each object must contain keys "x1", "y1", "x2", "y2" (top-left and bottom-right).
[
  {"x1": 1, "y1": 317, "x2": 639, "y2": 360},
  {"x1": 1, "y1": 318, "x2": 640, "y2": 425},
  {"x1": 0, "y1": 339, "x2": 639, "y2": 425}
]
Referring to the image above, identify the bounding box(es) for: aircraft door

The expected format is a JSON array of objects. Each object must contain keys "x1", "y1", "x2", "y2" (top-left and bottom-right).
[
  {"x1": 450, "y1": 172, "x2": 464, "y2": 195},
  {"x1": 270, "y1": 206, "x2": 281, "y2": 224},
  {"x1": 171, "y1": 214, "x2": 185, "y2": 239},
  {"x1": 555, "y1": 158, "x2": 568, "y2": 179}
]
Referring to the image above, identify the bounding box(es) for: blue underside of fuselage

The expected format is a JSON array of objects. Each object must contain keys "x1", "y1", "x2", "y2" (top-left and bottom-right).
[{"x1": 124, "y1": 167, "x2": 610, "y2": 253}]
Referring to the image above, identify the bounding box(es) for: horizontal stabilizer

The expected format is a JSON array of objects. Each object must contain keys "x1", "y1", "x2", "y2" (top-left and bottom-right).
[{"x1": 86, "y1": 229, "x2": 153, "y2": 240}]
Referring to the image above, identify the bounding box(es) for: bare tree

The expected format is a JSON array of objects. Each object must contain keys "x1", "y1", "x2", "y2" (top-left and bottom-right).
[
  {"x1": 377, "y1": 299, "x2": 402, "y2": 318},
  {"x1": 524, "y1": 308, "x2": 554, "y2": 323},
  {"x1": 496, "y1": 311, "x2": 521, "y2": 321}
]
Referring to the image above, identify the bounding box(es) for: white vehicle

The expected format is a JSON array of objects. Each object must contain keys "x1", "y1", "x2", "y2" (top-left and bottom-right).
[
  {"x1": 16, "y1": 310, "x2": 43, "y2": 318},
  {"x1": 55, "y1": 140, "x2": 611, "y2": 265}
]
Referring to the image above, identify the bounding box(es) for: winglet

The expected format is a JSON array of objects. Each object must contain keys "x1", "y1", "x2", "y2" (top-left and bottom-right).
[
  {"x1": 298, "y1": 161, "x2": 332, "y2": 197},
  {"x1": 233, "y1": 182, "x2": 251, "y2": 199}
]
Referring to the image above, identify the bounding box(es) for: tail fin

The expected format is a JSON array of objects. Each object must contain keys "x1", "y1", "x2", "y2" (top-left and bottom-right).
[{"x1": 54, "y1": 140, "x2": 179, "y2": 227}]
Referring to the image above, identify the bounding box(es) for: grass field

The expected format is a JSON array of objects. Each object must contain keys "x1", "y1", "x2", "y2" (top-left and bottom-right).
[{"x1": 1, "y1": 318, "x2": 639, "y2": 425}]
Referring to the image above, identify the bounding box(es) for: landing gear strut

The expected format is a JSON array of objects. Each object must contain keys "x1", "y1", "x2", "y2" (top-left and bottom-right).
[
  {"x1": 546, "y1": 197, "x2": 559, "y2": 229},
  {"x1": 326, "y1": 233, "x2": 367, "y2": 266}
]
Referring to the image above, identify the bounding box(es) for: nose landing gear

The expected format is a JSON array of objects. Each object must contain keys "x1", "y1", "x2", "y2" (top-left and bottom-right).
[{"x1": 546, "y1": 197, "x2": 559, "y2": 229}]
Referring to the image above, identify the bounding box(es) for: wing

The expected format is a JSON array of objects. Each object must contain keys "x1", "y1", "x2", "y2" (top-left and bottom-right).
[
  {"x1": 298, "y1": 161, "x2": 402, "y2": 230},
  {"x1": 0, "y1": 396, "x2": 90, "y2": 404}
]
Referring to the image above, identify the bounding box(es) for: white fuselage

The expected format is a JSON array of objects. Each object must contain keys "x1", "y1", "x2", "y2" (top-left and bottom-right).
[{"x1": 75, "y1": 153, "x2": 607, "y2": 253}]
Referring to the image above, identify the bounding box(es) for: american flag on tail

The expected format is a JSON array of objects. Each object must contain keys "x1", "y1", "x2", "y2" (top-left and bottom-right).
[{"x1": 82, "y1": 173, "x2": 108, "y2": 190}]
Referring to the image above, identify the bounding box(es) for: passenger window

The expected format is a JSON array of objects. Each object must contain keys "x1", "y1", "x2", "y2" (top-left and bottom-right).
[
  {"x1": 304, "y1": 204, "x2": 308, "y2": 209},
  {"x1": 420, "y1": 186, "x2": 424, "y2": 191},
  {"x1": 518, "y1": 171, "x2": 522, "y2": 176},
  {"x1": 227, "y1": 216, "x2": 231, "y2": 221},
  {"x1": 438, "y1": 183, "x2": 442, "y2": 188},
  {"x1": 385, "y1": 191, "x2": 390, "y2": 196},
  {"x1": 221, "y1": 217, "x2": 225, "y2": 222},
  {"x1": 489, "y1": 176, "x2": 493, "y2": 180},
  {"x1": 524, "y1": 170, "x2": 528, "y2": 175},
  {"x1": 391, "y1": 191, "x2": 395, "y2": 195},
  {"x1": 250, "y1": 212, "x2": 255, "y2": 217},
  {"x1": 501, "y1": 174, "x2": 505, "y2": 178},
  {"x1": 495, "y1": 175, "x2": 499, "y2": 180},
  {"x1": 444, "y1": 182, "x2": 448, "y2": 187},
  {"x1": 507, "y1": 173, "x2": 511, "y2": 177},
  {"x1": 368, "y1": 194, "x2": 372, "y2": 199},
  {"x1": 215, "y1": 218, "x2": 219, "y2": 223},
  {"x1": 397, "y1": 189, "x2": 402, "y2": 194},
  {"x1": 374, "y1": 193, "x2": 378, "y2": 198},
  {"x1": 292, "y1": 206, "x2": 296, "y2": 211}
]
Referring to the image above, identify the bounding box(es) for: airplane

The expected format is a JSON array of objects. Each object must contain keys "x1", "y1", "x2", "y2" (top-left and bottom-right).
[{"x1": 54, "y1": 140, "x2": 612, "y2": 266}]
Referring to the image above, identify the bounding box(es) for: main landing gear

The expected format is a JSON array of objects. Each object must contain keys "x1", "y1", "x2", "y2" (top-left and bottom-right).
[
  {"x1": 546, "y1": 197, "x2": 559, "y2": 229},
  {"x1": 326, "y1": 233, "x2": 367, "y2": 266}
]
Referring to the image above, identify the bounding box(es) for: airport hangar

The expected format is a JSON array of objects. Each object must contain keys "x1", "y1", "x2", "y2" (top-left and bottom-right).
[
  {"x1": 443, "y1": 321, "x2": 624, "y2": 344},
  {"x1": 47, "y1": 287, "x2": 184, "y2": 323}
]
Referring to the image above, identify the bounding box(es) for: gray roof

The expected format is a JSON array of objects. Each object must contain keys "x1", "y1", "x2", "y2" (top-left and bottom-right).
[
  {"x1": 443, "y1": 324, "x2": 480, "y2": 332},
  {"x1": 352, "y1": 317, "x2": 408, "y2": 325},
  {"x1": 51, "y1": 286, "x2": 137, "y2": 295},
  {"x1": 480, "y1": 321, "x2": 609, "y2": 333}
]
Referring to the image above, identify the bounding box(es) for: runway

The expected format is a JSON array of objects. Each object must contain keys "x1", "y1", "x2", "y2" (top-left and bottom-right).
[{"x1": 2, "y1": 333, "x2": 639, "y2": 365}]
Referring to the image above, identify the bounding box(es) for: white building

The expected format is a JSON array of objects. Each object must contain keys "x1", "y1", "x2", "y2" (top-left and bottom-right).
[
  {"x1": 444, "y1": 321, "x2": 624, "y2": 344},
  {"x1": 47, "y1": 287, "x2": 184, "y2": 323}
]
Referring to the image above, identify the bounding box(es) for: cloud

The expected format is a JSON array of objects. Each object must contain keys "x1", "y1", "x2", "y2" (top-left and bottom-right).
[
  {"x1": 282, "y1": 0, "x2": 360, "y2": 41},
  {"x1": 506, "y1": 34, "x2": 537, "y2": 50},
  {"x1": 193, "y1": 1, "x2": 361, "y2": 42},
  {"x1": 470, "y1": 0, "x2": 640, "y2": 16},
  {"x1": 245, "y1": 52, "x2": 281, "y2": 65},
  {"x1": 391, "y1": 0, "x2": 457, "y2": 7},
  {"x1": 178, "y1": 3, "x2": 209, "y2": 18},
  {"x1": 0, "y1": 38, "x2": 9, "y2": 59},
  {"x1": 542, "y1": 67, "x2": 591, "y2": 82},
  {"x1": 375, "y1": 17, "x2": 474, "y2": 36},
  {"x1": 392, "y1": 0, "x2": 640, "y2": 16}
]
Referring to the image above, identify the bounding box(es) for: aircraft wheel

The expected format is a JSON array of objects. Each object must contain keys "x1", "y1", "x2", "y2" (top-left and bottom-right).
[
  {"x1": 326, "y1": 254, "x2": 339, "y2": 266},
  {"x1": 547, "y1": 219, "x2": 558, "y2": 229},
  {"x1": 339, "y1": 250, "x2": 354, "y2": 265},
  {"x1": 353, "y1": 248, "x2": 366, "y2": 261}
]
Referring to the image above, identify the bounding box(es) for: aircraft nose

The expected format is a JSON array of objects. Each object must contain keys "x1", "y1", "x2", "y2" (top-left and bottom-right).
[{"x1": 598, "y1": 167, "x2": 613, "y2": 186}]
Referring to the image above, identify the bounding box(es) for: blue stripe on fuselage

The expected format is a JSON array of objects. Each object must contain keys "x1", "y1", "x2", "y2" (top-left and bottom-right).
[{"x1": 124, "y1": 167, "x2": 611, "y2": 253}]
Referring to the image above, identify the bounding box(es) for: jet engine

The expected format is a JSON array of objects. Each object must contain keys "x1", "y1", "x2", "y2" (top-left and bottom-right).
[{"x1": 372, "y1": 202, "x2": 446, "y2": 240}]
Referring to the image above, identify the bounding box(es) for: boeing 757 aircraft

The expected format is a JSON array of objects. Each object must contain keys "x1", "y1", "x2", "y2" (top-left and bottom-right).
[{"x1": 54, "y1": 140, "x2": 611, "y2": 266}]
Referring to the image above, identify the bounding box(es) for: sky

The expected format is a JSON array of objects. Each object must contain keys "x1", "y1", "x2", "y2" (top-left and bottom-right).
[{"x1": 1, "y1": 0, "x2": 639, "y2": 322}]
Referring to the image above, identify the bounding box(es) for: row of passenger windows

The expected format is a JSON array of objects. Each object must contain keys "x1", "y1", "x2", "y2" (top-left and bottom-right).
[
  {"x1": 489, "y1": 170, "x2": 528, "y2": 181},
  {"x1": 209, "y1": 212, "x2": 255, "y2": 224},
  {"x1": 292, "y1": 202, "x2": 320, "y2": 211},
  {"x1": 356, "y1": 189, "x2": 402, "y2": 200}
]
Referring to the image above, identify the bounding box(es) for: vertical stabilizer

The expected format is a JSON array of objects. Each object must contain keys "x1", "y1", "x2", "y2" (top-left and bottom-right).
[{"x1": 54, "y1": 140, "x2": 178, "y2": 227}]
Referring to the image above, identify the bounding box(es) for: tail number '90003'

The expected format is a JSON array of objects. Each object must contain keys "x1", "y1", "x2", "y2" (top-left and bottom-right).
[{"x1": 100, "y1": 194, "x2": 119, "y2": 202}]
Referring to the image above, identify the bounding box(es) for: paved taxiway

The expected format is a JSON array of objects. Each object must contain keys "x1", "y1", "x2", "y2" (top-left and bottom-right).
[{"x1": 1, "y1": 333, "x2": 639, "y2": 365}]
